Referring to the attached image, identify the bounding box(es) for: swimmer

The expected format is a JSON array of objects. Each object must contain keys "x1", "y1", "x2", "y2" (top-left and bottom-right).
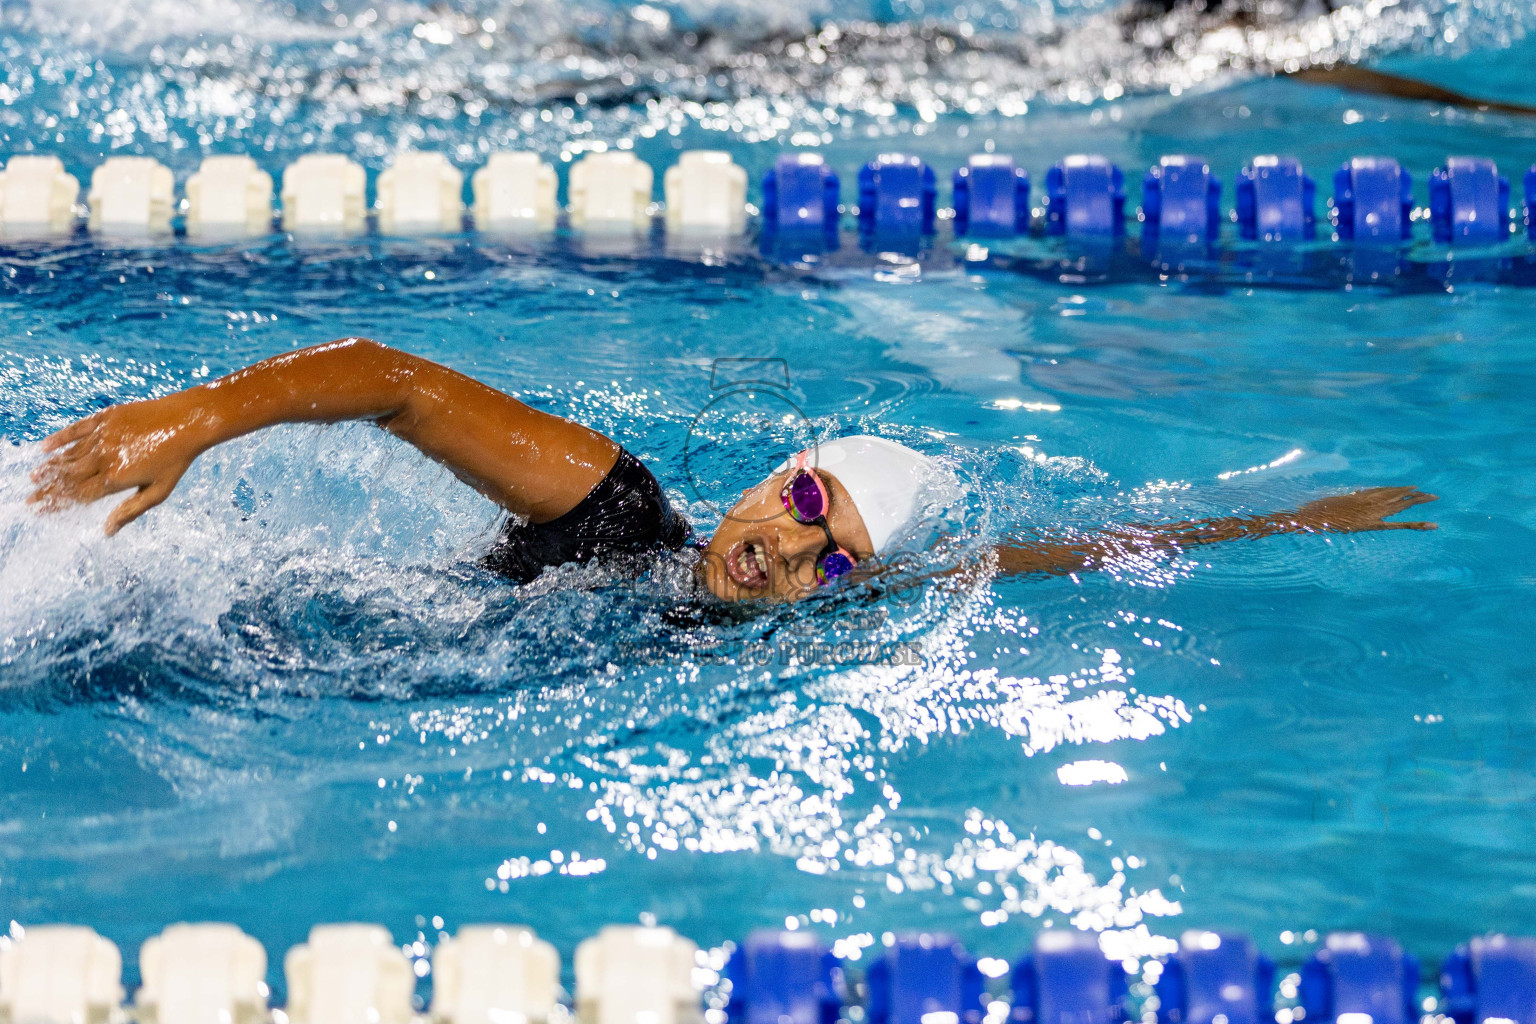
[{"x1": 27, "y1": 338, "x2": 1438, "y2": 602}]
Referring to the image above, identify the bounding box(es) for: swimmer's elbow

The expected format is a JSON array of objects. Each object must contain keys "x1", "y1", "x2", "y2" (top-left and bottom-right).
[
  {"x1": 333, "y1": 336, "x2": 392, "y2": 360},
  {"x1": 343, "y1": 338, "x2": 434, "y2": 402},
  {"x1": 332, "y1": 336, "x2": 417, "y2": 371},
  {"x1": 382, "y1": 360, "x2": 458, "y2": 434},
  {"x1": 309, "y1": 337, "x2": 434, "y2": 426},
  {"x1": 318, "y1": 336, "x2": 418, "y2": 384},
  {"x1": 346, "y1": 342, "x2": 481, "y2": 435}
]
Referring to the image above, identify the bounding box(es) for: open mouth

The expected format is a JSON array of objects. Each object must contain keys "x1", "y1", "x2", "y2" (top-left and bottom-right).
[{"x1": 725, "y1": 539, "x2": 771, "y2": 590}]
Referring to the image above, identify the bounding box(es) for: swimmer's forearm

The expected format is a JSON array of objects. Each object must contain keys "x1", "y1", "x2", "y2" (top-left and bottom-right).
[
  {"x1": 1136, "y1": 512, "x2": 1295, "y2": 547},
  {"x1": 188, "y1": 337, "x2": 427, "y2": 447},
  {"x1": 996, "y1": 489, "x2": 1437, "y2": 577},
  {"x1": 995, "y1": 530, "x2": 1174, "y2": 577},
  {"x1": 996, "y1": 513, "x2": 1292, "y2": 575}
]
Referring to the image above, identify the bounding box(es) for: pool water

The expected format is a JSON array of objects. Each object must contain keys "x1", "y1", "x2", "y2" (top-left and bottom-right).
[{"x1": 2, "y1": 0, "x2": 1536, "y2": 995}]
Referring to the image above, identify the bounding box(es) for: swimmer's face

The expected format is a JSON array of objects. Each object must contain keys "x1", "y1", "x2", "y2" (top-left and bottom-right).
[{"x1": 698, "y1": 467, "x2": 875, "y2": 602}]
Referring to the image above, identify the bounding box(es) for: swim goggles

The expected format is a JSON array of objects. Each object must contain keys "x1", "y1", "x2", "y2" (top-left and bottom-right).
[{"x1": 780, "y1": 455, "x2": 858, "y2": 585}]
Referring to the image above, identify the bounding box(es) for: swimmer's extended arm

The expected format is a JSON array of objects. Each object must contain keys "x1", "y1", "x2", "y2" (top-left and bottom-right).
[
  {"x1": 994, "y1": 487, "x2": 1437, "y2": 576},
  {"x1": 28, "y1": 338, "x2": 619, "y2": 535}
]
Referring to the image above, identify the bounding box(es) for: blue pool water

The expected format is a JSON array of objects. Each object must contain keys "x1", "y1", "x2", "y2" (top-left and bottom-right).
[{"x1": 2, "y1": 0, "x2": 1536, "y2": 994}]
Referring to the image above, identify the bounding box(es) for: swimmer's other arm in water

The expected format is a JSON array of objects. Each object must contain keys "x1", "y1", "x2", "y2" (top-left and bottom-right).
[
  {"x1": 992, "y1": 487, "x2": 1437, "y2": 577},
  {"x1": 28, "y1": 338, "x2": 620, "y2": 535}
]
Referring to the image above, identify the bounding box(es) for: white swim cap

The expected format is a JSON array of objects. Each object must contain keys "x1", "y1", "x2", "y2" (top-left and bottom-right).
[{"x1": 774, "y1": 435, "x2": 939, "y2": 554}]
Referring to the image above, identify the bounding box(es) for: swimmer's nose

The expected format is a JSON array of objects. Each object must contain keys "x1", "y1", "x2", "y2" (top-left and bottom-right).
[
  {"x1": 770, "y1": 523, "x2": 829, "y2": 584},
  {"x1": 771, "y1": 523, "x2": 815, "y2": 561}
]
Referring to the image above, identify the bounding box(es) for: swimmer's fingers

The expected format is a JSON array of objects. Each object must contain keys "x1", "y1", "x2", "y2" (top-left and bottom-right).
[
  {"x1": 1349, "y1": 484, "x2": 1419, "y2": 504},
  {"x1": 1385, "y1": 486, "x2": 1436, "y2": 503},
  {"x1": 26, "y1": 466, "x2": 112, "y2": 512},
  {"x1": 1357, "y1": 486, "x2": 1439, "y2": 530},
  {"x1": 40, "y1": 414, "x2": 101, "y2": 453},
  {"x1": 1391, "y1": 488, "x2": 1438, "y2": 510},
  {"x1": 25, "y1": 481, "x2": 64, "y2": 509},
  {"x1": 1371, "y1": 487, "x2": 1438, "y2": 523},
  {"x1": 103, "y1": 479, "x2": 174, "y2": 537},
  {"x1": 28, "y1": 444, "x2": 108, "y2": 499},
  {"x1": 24, "y1": 484, "x2": 62, "y2": 511},
  {"x1": 30, "y1": 442, "x2": 103, "y2": 485}
]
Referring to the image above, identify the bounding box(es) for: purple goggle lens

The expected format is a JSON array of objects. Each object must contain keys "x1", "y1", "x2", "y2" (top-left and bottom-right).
[
  {"x1": 817, "y1": 550, "x2": 856, "y2": 583},
  {"x1": 781, "y1": 469, "x2": 829, "y2": 523}
]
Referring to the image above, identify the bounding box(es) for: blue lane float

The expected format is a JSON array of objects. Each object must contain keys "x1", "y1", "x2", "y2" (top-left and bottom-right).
[
  {"x1": 1429, "y1": 157, "x2": 1510, "y2": 245},
  {"x1": 1011, "y1": 931, "x2": 1126, "y2": 1024},
  {"x1": 726, "y1": 930, "x2": 844, "y2": 1024},
  {"x1": 1236, "y1": 156, "x2": 1316, "y2": 242},
  {"x1": 866, "y1": 934, "x2": 985, "y2": 1024},
  {"x1": 1155, "y1": 932, "x2": 1275, "y2": 1024},
  {"x1": 1440, "y1": 935, "x2": 1536, "y2": 1024},
  {"x1": 1141, "y1": 155, "x2": 1221, "y2": 245},
  {"x1": 760, "y1": 152, "x2": 842, "y2": 258},
  {"x1": 953, "y1": 154, "x2": 1030, "y2": 237},
  {"x1": 1301, "y1": 933, "x2": 1420, "y2": 1024},
  {"x1": 858, "y1": 153, "x2": 937, "y2": 238},
  {"x1": 762, "y1": 153, "x2": 841, "y2": 235},
  {"x1": 1525, "y1": 166, "x2": 1536, "y2": 240},
  {"x1": 1334, "y1": 157, "x2": 1413, "y2": 243},
  {"x1": 1044, "y1": 155, "x2": 1126, "y2": 237}
]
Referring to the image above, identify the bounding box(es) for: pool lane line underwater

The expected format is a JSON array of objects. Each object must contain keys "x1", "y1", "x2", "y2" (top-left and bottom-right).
[{"x1": 1, "y1": 924, "x2": 1530, "y2": 1024}]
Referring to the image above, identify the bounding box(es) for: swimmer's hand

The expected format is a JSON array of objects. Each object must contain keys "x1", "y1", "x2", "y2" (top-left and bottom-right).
[
  {"x1": 28, "y1": 393, "x2": 208, "y2": 535},
  {"x1": 1290, "y1": 486, "x2": 1439, "y2": 533}
]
